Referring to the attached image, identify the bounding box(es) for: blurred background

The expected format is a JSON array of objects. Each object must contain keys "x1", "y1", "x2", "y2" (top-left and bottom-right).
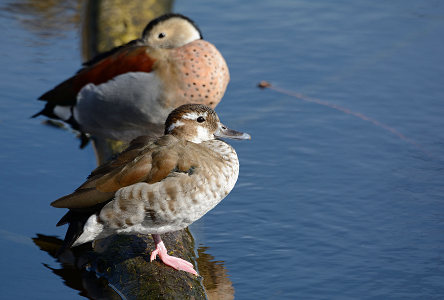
[{"x1": 1, "y1": 0, "x2": 444, "y2": 299}]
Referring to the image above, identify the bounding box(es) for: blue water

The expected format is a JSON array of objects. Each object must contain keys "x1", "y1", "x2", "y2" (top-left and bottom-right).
[{"x1": 1, "y1": 0, "x2": 444, "y2": 299}]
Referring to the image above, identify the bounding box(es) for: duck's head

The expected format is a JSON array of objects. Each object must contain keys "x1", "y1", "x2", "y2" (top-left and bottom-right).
[
  {"x1": 165, "y1": 104, "x2": 251, "y2": 143},
  {"x1": 142, "y1": 13, "x2": 203, "y2": 49}
]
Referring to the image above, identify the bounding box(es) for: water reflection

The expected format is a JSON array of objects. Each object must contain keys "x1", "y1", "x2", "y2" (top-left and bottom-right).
[
  {"x1": 33, "y1": 234, "x2": 124, "y2": 299},
  {"x1": 197, "y1": 247, "x2": 235, "y2": 300},
  {"x1": 2, "y1": 0, "x2": 81, "y2": 38}
]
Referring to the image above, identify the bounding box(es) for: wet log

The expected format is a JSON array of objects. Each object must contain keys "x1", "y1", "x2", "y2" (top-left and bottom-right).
[
  {"x1": 91, "y1": 231, "x2": 206, "y2": 299},
  {"x1": 33, "y1": 230, "x2": 207, "y2": 299}
]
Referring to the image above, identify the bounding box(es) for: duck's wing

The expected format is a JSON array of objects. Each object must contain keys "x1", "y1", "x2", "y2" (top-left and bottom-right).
[
  {"x1": 82, "y1": 39, "x2": 144, "y2": 67},
  {"x1": 87, "y1": 135, "x2": 156, "y2": 178},
  {"x1": 36, "y1": 43, "x2": 156, "y2": 111},
  {"x1": 51, "y1": 135, "x2": 180, "y2": 209}
]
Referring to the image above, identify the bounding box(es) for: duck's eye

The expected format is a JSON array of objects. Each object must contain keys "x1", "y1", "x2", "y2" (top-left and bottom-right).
[
  {"x1": 197, "y1": 116, "x2": 205, "y2": 123},
  {"x1": 158, "y1": 32, "x2": 166, "y2": 39}
]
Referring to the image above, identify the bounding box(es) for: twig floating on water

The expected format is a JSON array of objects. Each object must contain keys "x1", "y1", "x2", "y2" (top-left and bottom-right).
[{"x1": 258, "y1": 81, "x2": 430, "y2": 156}]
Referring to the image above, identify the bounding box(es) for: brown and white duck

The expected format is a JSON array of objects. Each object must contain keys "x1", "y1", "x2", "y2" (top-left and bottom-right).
[
  {"x1": 51, "y1": 104, "x2": 250, "y2": 275},
  {"x1": 34, "y1": 14, "x2": 230, "y2": 145}
]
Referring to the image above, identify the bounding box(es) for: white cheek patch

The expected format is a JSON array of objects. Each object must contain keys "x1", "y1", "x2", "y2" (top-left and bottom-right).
[
  {"x1": 167, "y1": 120, "x2": 184, "y2": 133},
  {"x1": 182, "y1": 112, "x2": 208, "y2": 120},
  {"x1": 191, "y1": 126, "x2": 213, "y2": 143}
]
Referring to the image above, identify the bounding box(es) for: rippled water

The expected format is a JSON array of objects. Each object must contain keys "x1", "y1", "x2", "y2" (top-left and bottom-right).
[{"x1": 1, "y1": 0, "x2": 444, "y2": 299}]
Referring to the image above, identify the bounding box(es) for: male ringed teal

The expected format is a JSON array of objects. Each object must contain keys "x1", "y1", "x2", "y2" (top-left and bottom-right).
[
  {"x1": 51, "y1": 104, "x2": 250, "y2": 275},
  {"x1": 34, "y1": 14, "x2": 230, "y2": 145}
]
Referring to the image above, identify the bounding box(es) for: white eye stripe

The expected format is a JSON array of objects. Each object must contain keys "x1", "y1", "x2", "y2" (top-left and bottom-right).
[
  {"x1": 182, "y1": 112, "x2": 208, "y2": 120},
  {"x1": 167, "y1": 120, "x2": 184, "y2": 132}
]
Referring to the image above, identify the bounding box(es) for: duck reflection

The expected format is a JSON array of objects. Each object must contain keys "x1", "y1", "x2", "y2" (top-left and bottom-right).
[{"x1": 33, "y1": 234, "x2": 122, "y2": 299}]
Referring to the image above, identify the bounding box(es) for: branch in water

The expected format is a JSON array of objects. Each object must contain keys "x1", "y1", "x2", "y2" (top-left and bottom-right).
[{"x1": 258, "y1": 81, "x2": 430, "y2": 156}]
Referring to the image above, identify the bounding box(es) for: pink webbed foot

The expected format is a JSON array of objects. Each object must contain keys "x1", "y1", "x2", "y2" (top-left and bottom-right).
[{"x1": 150, "y1": 241, "x2": 198, "y2": 275}]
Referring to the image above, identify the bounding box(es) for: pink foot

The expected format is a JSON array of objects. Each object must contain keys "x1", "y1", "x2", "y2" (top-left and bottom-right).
[{"x1": 150, "y1": 241, "x2": 198, "y2": 275}]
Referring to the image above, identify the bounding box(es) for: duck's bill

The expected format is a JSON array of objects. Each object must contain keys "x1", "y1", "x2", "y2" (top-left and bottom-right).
[{"x1": 215, "y1": 123, "x2": 251, "y2": 140}]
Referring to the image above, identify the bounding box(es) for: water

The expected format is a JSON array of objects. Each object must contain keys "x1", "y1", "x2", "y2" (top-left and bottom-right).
[{"x1": 1, "y1": 0, "x2": 444, "y2": 299}]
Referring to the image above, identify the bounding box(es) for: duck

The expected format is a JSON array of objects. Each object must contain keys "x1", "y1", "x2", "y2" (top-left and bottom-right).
[
  {"x1": 51, "y1": 104, "x2": 250, "y2": 275},
  {"x1": 34, "y1": 14, "x2": 230, "y2": 146}
]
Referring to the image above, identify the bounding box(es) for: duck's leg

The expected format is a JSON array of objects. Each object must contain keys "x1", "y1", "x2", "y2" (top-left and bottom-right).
[{"x1": 150, "y1": 234, "x2": 198, "y2": 275}]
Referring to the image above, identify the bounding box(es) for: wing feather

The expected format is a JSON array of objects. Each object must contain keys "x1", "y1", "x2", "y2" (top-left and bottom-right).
[
  {"x1": 39, "y1": 46, "x2": 156, "y2": 107},
  {"x1": 51, "y1": 188, "x2": 114, "y2": 209},
  {"x1": 50, "y1": 135, "x2": 181, "y2": 209}
]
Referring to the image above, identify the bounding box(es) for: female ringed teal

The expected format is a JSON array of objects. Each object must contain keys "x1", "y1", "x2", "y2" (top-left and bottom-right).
[{"x1": 52, "y1": 104, "x2": 250, "y2": 275}]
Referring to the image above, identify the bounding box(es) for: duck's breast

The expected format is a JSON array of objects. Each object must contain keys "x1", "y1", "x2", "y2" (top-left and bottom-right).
[{"x1": 99, "y1": 139, "x2": 239, "y2": 235}]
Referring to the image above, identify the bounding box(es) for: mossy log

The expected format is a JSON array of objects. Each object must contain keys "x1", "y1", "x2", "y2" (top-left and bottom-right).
[{"x1": 91, "y1": 231, "x2": 207, "y2": 299}]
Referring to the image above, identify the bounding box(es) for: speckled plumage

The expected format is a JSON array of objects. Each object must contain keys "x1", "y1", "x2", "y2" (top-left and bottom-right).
[{"x1": 53, "y1": 104, "x2": 250, "y2": 274}]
